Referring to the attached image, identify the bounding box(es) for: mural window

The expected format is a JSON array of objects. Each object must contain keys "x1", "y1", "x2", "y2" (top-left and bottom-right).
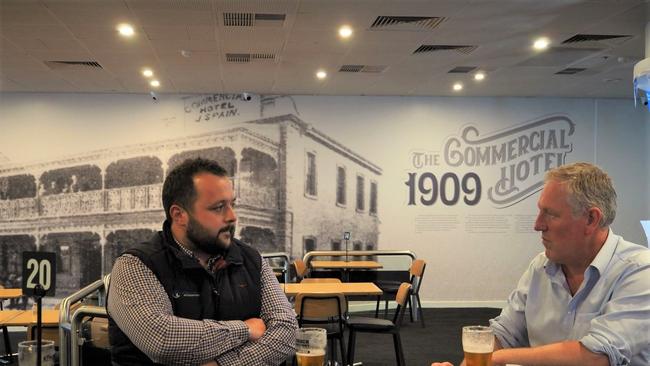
[
  {"x1": 303, "y1": 237, "x2": 316, "y2": 256},
  {"x1": 336, "y1": 166, "x2": 346, "y2": 206},
  {"x1": 331, "y1": 240, "x2": 341, "y2": 260},
  {"x1": 353, "y1": 241, "x2": 363, "y2": 251},
  {"x1": 356, "y1": 175, "x2": 365, "y2": 211},
  {"x1": 305, "y1": 152, "x2": 317, "y2": 197},
  {"x1": 365, "y1": 243, "x2": 375, "y2": 261},
  {"x1": 59, "y1": 245, "x2": 72, "y2": 273},
  {"x1": 370, "y1": 181, "x2": 378, "y2": 215}
]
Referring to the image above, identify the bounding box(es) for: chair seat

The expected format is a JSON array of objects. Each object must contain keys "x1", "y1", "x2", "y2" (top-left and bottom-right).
[
  {"x1": 347, "y1": 316, "x2": 395, "y2": 331},
  {"x1": 376, "y1": 280, "x2": 402, "y2": 293},
  {"x1": 302, "y1": 322, "x2": 344, "y2": 336}
]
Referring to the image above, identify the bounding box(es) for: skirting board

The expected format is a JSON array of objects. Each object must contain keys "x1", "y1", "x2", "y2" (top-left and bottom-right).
[{"x1": 349, "y1": 300, "x2": 507, "y2": 312}]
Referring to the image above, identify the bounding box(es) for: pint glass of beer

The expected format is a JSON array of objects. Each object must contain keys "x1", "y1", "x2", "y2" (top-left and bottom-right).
[
  {"x1": 295, "y1": 327, "x2": 327, "y2": 366},
  {"x1": 462, "y1": 325, "x2": 494, "y2": 366}
]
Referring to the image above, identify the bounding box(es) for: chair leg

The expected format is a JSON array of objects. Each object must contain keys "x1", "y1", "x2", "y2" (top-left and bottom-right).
[
  {"x1": 407, "y1": 296, "x2": 414, "y2": 322},
  {"x1": 347, "y1": 329, "x2": 356, "y2": 366},
  {"x1": 375, "y1": 295, "x2": 381, "y2": 318},
  {"x1": 393, "y1": 333, "x2": 406, "y2": 366},
  {"x1": 384, "y1": 299, "x2": 389, "y2": 318},
  {"x1": 329, "y1": 337, "x2": 336, "y2": 364},
  {"x1": 416, "y1": 294, "x2": 425, "y2": 327},
  {"x1": 339, "y1": 335, "x2": 347, "y2": 366}
]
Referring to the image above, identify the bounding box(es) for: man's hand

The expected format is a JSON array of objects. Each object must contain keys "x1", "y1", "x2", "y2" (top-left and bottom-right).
[
  {"x1": 431, "y1": 363, "x2": 453, "y2": 366},
  {"x1": 244, "y1": 318, "x2": 266, "y2": 341},
  {"x1": 200, "y1": 361, "x2": 218, "y2": 366}
]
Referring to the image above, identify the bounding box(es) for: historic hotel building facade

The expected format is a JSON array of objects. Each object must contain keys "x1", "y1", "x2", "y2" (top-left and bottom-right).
[{"x1": 0, "y1": 113, "x2": 381, "y2": 298}]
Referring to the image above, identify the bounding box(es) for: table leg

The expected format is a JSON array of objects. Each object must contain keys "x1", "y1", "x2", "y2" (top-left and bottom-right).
[{"x1": 0, "y1": 325, "x2": 12, "y2": 364}]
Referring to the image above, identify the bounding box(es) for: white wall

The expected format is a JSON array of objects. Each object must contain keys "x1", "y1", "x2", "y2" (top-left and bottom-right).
[{"x1": 1, "y1": 92, "x2": 647, "y2": 306}]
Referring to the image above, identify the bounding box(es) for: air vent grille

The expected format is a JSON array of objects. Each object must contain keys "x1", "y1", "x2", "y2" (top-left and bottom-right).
[
  {"x1": 414, "y1": 45, "x2": 477, "y2": 54},
  {"x1": 562, "y1": 34, "x2": 632, "y2": 44},
  {"x1": 224, "y1": 12, "x2": 253, "y2": 26},
  {"x1": 255, "y1": 13, "x2": 285, "y2": 21},
  {"x1": 340, "y1": 65, "x2": 364, "y2": 72},
  {"x1": 339, "y1": 65, "x2": 388, "y2": 73},
  {"x1": 226, "y1": 53, "x2": 276, "y2": 63},
  {"x1": 223, "y1": 12, "x2": 285, "y2": 27},
  {"x1": 44, "y1": 60, "x2": 103, "y2": 70},
  {"x1": 448, "y1": 66, "x2": 477, "y2": 73},
  {"x1": 370, "y1": 16, "x2": 445, "y2": 30},
  {"x1": 555, "y1": 67, "x2": 587, "y2": 75}
]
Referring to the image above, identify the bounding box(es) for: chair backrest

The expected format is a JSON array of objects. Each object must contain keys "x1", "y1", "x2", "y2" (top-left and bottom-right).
[
  {"x1": 392, "y1": 283, "x2": 412, "y2": 325},
  {"x1": 409, "y1": 259, "x2": 426, "y2": 294},
  {"x1": 295, "y1": 292, "x2": 347, "y2": 321},
  {"x1": 293, "y1": 259, "x2": 308, "y2": 280},
  {"x1": 300, "y1": 278, "x2": 342, "y2": 284}
]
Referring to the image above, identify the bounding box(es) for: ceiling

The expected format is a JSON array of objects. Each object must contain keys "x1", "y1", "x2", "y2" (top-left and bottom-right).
[{"x1": 0, "y1": 0, "x2": 648, "y2": 98}]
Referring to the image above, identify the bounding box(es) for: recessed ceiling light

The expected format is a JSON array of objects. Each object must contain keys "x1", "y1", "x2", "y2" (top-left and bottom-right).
[
  {"x1": 339, "y1": 25, "x2": 353, "y2": 39},
  {"x1": 150, "y1": 80, "x2": 160, "y2": 87},
  {"x1": 117, "y1": 23, "x2": 135, "y2": 37},
  {"x1": 453, "y1": 82, "x2": 463, "y2": 91},
  {"x1": 142, "y1": 68, "x2": 153, "y2": 78},
  {"x1": 533, "y1": 37, "x2": 550, "y2": 50},
  {"x1": 474, "y1": 72, "x2": 485, "y2": 81},
  {"x1": 316, "y1": 70, "x2": 327, "y2": 80}
]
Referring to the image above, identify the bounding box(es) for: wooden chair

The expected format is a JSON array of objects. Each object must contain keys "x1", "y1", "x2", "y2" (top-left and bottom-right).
[
  {"x1": 300, "y1": 278, "x2": 342, "y2": 284},
  {"x1": 295, "y1": 292, "x2": 348, "y2": 366},
  {"x1": 293, "y1": 259, "x2": 309, "y2": 281},
  {"x1": 375, "y1": 259, "x2": 426, "y2": 327},
  {"x1": 348, "y1": 283, "x2": 411, "y2": 366}
]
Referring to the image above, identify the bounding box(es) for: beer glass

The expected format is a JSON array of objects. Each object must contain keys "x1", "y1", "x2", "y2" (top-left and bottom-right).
[
  {"x1": 295, "y1": 327, "x2": 327, "y2": 366},
  {"x1": 462, "y1": 326, "x2": 494, "y2": 366},
  {"x1": 18, "y1": 340, "x2": 55, "y2": 366}
]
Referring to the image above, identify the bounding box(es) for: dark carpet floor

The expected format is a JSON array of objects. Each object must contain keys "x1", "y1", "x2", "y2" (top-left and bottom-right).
[
  {"x1": 341, "y1": 307, "x2": 501, "y2": 366},
  {"x1": 1, "y1": 307, "x2": 502, "y2": 366}
]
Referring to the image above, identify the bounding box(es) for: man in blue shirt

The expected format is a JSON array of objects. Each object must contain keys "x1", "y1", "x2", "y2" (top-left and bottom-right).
[{"x1": 433, "y1": 162, "x2": 650, "y2": 366}]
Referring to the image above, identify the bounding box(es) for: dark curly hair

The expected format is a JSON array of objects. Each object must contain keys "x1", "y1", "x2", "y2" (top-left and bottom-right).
[{"x1": 162, "y1": 158, "x2": 228, "y2": 222}]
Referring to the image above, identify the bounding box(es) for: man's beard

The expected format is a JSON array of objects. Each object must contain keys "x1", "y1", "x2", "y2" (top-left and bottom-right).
[{"x1": 186, "y1": 215, "x2": 235, "y2": 256}]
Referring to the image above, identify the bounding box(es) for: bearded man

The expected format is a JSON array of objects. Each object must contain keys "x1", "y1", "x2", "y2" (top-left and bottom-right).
[{"x1": 107, "y1": 158, "x2": 297, "y2": 366}]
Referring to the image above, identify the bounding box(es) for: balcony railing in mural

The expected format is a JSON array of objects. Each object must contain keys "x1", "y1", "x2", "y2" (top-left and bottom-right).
[
  {"x1": 0, "y1": 184, "x2": 163, "y2": 220},
  {"x1": 0, "y1": 181, "x2": 278, "y2": 220}
]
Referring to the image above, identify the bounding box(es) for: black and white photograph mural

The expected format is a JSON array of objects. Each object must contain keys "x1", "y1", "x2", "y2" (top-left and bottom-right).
[
  {"x1": 0, "y1": 94, "x2": 383, "y2": 304},
  {"x1": 1, "y1": 93, "x2": 647, "y2": 307}
]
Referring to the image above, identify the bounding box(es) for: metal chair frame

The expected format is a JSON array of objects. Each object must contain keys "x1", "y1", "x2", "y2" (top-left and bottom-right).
[{"x1": 295, "y1": 292, "x2": 348, "y2": 366}]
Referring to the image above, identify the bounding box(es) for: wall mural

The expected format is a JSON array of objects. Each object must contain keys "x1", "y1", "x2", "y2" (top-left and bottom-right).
[
  {"x1": 0, "y1": 94, "x2": 381, "y2": 306},
  {"x1": 407, "y1": 115, "x2": 575, "y2": 209},
  {"x1": 4, "y1": 93, "x2": 642, "y2": 307}
]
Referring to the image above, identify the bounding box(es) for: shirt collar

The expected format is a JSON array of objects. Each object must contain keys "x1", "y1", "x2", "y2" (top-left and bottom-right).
[
  {"x1": 588, "y1": 228, "x2": 618, "y2": 275},
  {"x1": 167, "y1": 225, "x2": 224, "y2": 273}
]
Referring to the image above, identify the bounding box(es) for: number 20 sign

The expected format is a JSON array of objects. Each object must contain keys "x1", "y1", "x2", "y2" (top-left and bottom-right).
[{"x1": 22, "y1": 252, "x2": 56, "y2": 297}]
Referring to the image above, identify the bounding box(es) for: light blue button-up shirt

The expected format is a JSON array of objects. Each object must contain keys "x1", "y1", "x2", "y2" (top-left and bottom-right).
[{"x1": 490, "y1": 230, "x2": 650, "y2": 365}]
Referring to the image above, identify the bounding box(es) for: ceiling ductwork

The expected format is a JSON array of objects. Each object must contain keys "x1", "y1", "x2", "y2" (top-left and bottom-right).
[
  {"x1": 414, "y1": 45, "x2": 477, "y2": 55},
  {"x1": 370, "y1": 16, "x2": 445, "y2": 31}
]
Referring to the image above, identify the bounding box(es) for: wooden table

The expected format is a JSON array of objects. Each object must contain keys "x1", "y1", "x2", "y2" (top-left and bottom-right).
[
  {"x1": 283, "y1": 282, "x2": 382, "y2": 297},
  {"x1": 0, "y1": 309, "x2": 59, "y2": 326},
  {"x1": 0, "y1": 309, "x2": 59, "y2": 361},
  {"x1": 0, "y1": 289, "x2": 22, "y2": 301},
  {"x1": 310, "y1": 260, "x2": 383, "y2": 270},
  {"x1": 0, "y1": 290, "x2": 24, "y2": 361}
]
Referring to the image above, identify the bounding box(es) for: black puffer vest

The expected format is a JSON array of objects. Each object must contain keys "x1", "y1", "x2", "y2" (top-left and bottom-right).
[{"x1": 108, "y1": 222, "x2": 262, "y2": 366}]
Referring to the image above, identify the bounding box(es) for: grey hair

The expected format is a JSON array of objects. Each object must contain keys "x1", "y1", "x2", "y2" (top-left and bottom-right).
[{"x1": 545, "y1": 162, "x2": 617, "y2": 227}]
